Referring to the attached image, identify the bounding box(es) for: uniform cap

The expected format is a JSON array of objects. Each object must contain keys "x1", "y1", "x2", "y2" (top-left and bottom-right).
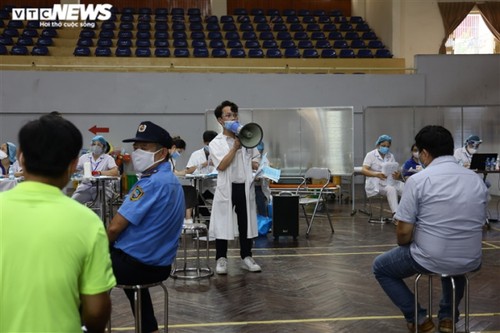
[{"x1": 123, "y1": 121, "x2": 173, "y2": 148}]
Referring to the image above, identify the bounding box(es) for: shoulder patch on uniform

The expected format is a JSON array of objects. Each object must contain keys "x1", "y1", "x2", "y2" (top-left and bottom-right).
[{"x1": 130, "y1": 185, "x2": 145, "y2": 201}]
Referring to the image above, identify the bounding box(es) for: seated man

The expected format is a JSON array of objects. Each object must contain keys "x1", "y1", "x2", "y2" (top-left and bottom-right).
[
  {"x1": 454, "y1": 134, "x2": 482, "y2": 168},
  {"x1": 107, "y1": 121, "x2": 184, "y2": 333},
  {"x1": 373, "y1": 125, "x2": 487, "y2": 333}
]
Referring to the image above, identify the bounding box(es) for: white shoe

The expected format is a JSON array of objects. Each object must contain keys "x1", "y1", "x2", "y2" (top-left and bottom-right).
[
  {"x1": 216, "y1": 257, "x2": 228, "y2": 275},
  {"x1": 183, "y1": 218, "x2": 193, "y2": 224},
  {"x1": 241, "y1": 256, "x2": 261, "y2": 272}
]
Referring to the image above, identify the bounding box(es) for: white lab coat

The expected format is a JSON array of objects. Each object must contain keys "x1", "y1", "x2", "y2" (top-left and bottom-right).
[{"x1": 208, "y1": 133, "x2": 258, "y2": 240}]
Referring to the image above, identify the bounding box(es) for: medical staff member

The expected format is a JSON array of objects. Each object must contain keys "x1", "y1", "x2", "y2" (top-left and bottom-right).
[
  {"x1": 209, "y1": 100, "x2": 262, "y2": 275},
  {"x1": 107, "y1": 121, "x2": 184, "y2": 333},
  {"x1": 362, "y1": 134, "x2": 404, "y2": 218},
  {"x1": 454, "y1": 134, "x2": 481, "y2": 168},
  {"x1": 72, "y1": 135, "x2": 119, "y2": 204}
]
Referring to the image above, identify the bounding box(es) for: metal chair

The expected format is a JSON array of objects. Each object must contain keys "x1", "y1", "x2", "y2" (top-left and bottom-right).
[
  {"x1": 414, "y1": 273, "x2": 470, "y2": 333},
  {"x1": 366, "y1": 194, "x2": 393, "y2": 224},
  {"x1": 296, "y1": 167, "x2": 335, "y2": 237}
]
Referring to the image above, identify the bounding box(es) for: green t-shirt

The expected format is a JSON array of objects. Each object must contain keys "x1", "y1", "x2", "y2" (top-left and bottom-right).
[{"x1": 0, "y1": 181, "x2": 116, "y2": 332}]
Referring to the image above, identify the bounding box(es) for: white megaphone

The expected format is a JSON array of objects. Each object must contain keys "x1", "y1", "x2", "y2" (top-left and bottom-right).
[{"x1": 225, "y1": 121, "x2": 263, "y2": 148}]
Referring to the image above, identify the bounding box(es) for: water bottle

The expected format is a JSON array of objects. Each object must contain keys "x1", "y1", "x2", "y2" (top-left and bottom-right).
[
  {"x1": 486, "y1": 158, "x2": 493, "y2": 171},
  {"x1": 8, "y1": 166, "x2": 15, "y2": 180},
  {"x1": 496, "y1": 156, "x2": 500, "y2": 171}
]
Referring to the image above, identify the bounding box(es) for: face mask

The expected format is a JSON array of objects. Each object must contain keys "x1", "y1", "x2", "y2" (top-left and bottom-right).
[
  {"x1": 90, "y1": 145, "x2": 103, "y2": 155},
  {"x1": 418, "y1": 152, "x2": 427, "y2": 169},
  {"x1": 412, "y1": 152, "x2": 419, "y2": 159},
  {"x1": 132, "y1": 149, "x2": 162, "y2": 173},
  {"x1": 224, "y1": 120, "x2": 239, "y2": 132},
  {"x1": 379, "y1": 146, "x2": 389, "y2": 155},
  {"x1": 468, "y1": 147, "x2": 477, "y2": 155},
  {"x1": 0, "y1": 150, "x2": 7, "y2": 160},
  {"x1": 171, "y1": 151, "x2": 181, "y2": 160}
]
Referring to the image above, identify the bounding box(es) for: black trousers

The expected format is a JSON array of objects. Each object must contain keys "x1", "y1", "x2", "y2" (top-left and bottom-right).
[
  {"x1": 216, "y1": 183, "x2": 253, "y2": 260},
  {"x1": 111, "y1": 249, "x2": 171, "y2": 333}
]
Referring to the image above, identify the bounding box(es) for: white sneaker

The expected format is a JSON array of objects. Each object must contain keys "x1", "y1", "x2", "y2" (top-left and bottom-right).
[
  {"x1": 241, "y1": 256, "x2": 262, "y2": 272},
  {"x1": 216, "y1": 257, "x2": 228, "y2": 275}
]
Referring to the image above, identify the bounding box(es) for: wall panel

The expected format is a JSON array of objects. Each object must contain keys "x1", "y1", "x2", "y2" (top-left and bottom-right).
[{"x1": 227, "y1": 0, "x2": 351, "y2": 16}]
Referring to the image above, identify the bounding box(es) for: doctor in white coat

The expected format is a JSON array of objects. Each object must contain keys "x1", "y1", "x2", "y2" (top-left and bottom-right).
[{"x1": 209, "y1": 100, "x2": 262, "y2": 275}]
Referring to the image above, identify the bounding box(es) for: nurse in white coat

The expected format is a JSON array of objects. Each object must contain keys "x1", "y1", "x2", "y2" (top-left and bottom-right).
[{"x1": 209, "y1": 100, "x2": 262, "y2": 275}]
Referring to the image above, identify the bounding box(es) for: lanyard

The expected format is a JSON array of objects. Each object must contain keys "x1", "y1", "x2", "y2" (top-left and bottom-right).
[{"x1": 90, "y1": 155, "x2": 103, "y2": 171}]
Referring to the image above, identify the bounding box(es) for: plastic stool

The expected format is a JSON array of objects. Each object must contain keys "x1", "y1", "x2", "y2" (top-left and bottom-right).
[
  {"x1": 108, "y1": 281, "x2": 168, "y2": 333},
  {"x1": 414, "y1": 273, "x2": 470, "y2": 333},
  {"x1": 367, "y1": 195, "x2": 392, "y2": 224},
  {"x1": 171, "y1": 223, "x2": 213, "y2": 279}
]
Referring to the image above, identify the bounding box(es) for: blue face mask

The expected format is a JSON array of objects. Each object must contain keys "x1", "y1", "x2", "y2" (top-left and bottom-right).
[
  {"x1": 224, "y1": 120, "x2": 239, "y2": 133},
  {"x1": 171, "y1": 151, "x2": 180, "y2": 159},
  {"x1": 379, "y1": 146, "x2": 389, "y2": 155}
]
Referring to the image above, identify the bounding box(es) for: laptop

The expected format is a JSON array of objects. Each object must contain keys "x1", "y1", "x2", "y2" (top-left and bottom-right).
[{"x1": 469, "y1": 153, "x2": 498, "y2": 170}]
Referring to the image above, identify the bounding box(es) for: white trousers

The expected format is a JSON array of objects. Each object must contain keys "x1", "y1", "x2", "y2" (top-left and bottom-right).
[{"x1": 378, "y1": 182, "x2": 404, "y2": 214}]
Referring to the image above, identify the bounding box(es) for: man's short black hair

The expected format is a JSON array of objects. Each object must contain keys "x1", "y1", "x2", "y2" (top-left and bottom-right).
[
  {"x1": 214, "y1": 100, "x2": 238, "y2": 119},
  {"x1": 19, "y1": 114, "x2": 82, "y2": 178},
  {"x1": 414, "y1": 125, "x2": 454, "y2": 158},
  {"x1": 203, "y1": 130, "x2": 218, "y2": 143}
]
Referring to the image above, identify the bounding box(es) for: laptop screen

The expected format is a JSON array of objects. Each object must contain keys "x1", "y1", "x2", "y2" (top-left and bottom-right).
[{"x1": 469, "y1": 153, "x2": 498, "y2": 170}]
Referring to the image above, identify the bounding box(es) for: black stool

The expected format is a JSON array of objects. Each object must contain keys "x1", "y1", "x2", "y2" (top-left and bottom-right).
[
  {"x1": 171, "y1": 223, "x2": 213, "y2": 279},
  {"x1": 414, "y1": 273, "x2": 470, "y2": 333},
  {"x1": 108, "y1": 281, "x2": 168, "y2": 333}
]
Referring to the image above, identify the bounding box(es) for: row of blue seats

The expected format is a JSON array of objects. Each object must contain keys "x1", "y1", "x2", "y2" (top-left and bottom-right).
[
  {"x1": 71, "y1": 46, "x2": 392, "y2": 59},
  {"x1": 0, "y1": 44, "x2": 48, "y2": 55},
  {"x1": 0, "y1": 35, "x2": 52, "y2": 46},
  {"x1": 76, "y1": 37, "x2": 386, "y2": 50}
]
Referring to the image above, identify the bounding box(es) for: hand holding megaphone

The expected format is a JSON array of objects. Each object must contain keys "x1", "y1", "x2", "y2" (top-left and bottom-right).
[{"x1": 224, "y1": 121, "x2": 263, "y2": 148}]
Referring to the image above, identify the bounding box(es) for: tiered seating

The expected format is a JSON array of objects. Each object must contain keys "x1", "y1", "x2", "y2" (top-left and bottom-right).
[{"x1": 0, "y1": 6, "x2": 393, "y2": 59}]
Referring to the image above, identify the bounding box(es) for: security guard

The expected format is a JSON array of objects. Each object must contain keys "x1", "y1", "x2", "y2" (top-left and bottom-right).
[{"x1": 107, "y1": 121, "x2": 185, "y2": 333}]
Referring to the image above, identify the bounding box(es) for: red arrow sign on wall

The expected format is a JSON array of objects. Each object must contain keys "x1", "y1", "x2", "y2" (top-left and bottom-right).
[{"x1": 89, "y1": 125, "x2": 110, "y2": 135}]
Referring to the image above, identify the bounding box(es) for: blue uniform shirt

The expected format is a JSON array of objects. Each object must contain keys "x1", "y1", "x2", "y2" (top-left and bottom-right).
[{"x1": 116, "y1": 161, "x2": 185, "y2": 266}]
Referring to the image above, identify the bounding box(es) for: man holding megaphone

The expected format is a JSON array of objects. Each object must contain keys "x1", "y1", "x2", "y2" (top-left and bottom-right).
[{"x1": 209, "y1": 100, "x2": 262, "y2": 275}]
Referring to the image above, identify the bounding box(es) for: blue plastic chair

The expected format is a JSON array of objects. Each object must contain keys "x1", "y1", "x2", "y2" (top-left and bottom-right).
[
  {"x1": 266, "y1": 48, "x2": 282, "y2": 58},
  {"x1": 321, "y1": 49, "x2": 337, "y2": 58},
  {"x1": 115, "y1": 47, "x2": 132, "y2": 57},
  {"x1": 230, "y1": 48, "x2": 246, "y2": 58},
  {"x1": 74, "y1": 46, "x2": 91, "y2": 56},
  {"x1": 135, "y1": 47, "x2": 151, "y2": 57},
  {"x1": 174, "y1": 48, "x2": 189, "y2": 57},
  {"x1": 303, "y1": 49, "x2": 320, "y2": 58},
  {"x1": 284, "y1": 48, "x2": 300, "y2": 58},
  {"x1": 248, "y1": 48, "x2": 264, "y2": 58},
  {"x1": 95, "y1": 47, "x2": 112, "y2": 57},
  {"x1": 31, "y1": 45, "x2": 49, "y2": 56},
  {"x1": 193, "y1": 48, "x2": 209, "y2": 58},
  {"x1": 154, "y1": 48, "x2": 170, "y2": 57}
]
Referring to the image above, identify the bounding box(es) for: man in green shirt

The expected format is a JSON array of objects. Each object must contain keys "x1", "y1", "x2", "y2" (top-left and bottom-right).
[{"x1": 0, "y1": 115, "x2": 116, "y2": 333}]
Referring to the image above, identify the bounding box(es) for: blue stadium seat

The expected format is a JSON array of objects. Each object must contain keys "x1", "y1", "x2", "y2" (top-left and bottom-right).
[
  {"x1": 138, "y1": 14, "x2": 151, "y2": 23},
  {"x1": 120, "y1": 14, "x2": 134, "y2": 22},
  {"x1": 193, "y1": 47, "x2": 209, "y2": 57},
  {"x1": 286, "y1": 16, "x2": 299, "y2": 24},
  {"x1": 139, "y1": 7, "x2": 152, "y2": 15},
  {"x1": 220, "y1": 16, "x2": 233, "y2": 23},
  {"x1": 122, "y1": 8, "x2": 135, "y2": 14},
  {"x1": 225, "y1": 31, "x2": 240, "y2": 40},
  {"x1": 239, "y1": 23, "x2": 254, "y2": 32},
  {"x1": 298, "y1": 40, "x2": 313, "y2": 49},
  {"x1": 172, "y1": 31, "x2": 187, "y2": 40},
  {"x1": 339, "y1": 23, "x2": 353, "y2": 31},
  {"x1": 289, "y1": 23, "x2": 304, "y2": 32},
  {"x1": 17, "y1": 37, "x2": 34, "y2": 46},
  {"x1": 190, "y1": 31, "x2": 205, "y2": 40},
  {"x1": 115, "y1": 47, "x2": 132, "y2": 57},
  {"x1": 207, "y1": 31, "x2": 222, "y2": 40},
  {"x1": 154, "y1": 22, "x2": 168, "y2": 30},
  {"x1": 77, "y1": 38, "x2": 93, "y2": 47},
  {"x1": 173, "y1": 39, "x2": 188, "y2": 48},
  {"x1": 171, "y1": 15, "x2": 185, "y2": 23},
  {"x1": 211, "y1": 48, "x2": 228, "y2": 58},
  {"x1": 333, "y1": 40, "x2": 348, "y2": 49},
  {"x1": 209, "y1": 39, "x2": 225, "y2": 49},
  {"x1": 276, "y1": 31, "x2": 292, "y2": 40},
  {"x1": 357, "y1": 49, "x2": 374, "y2": 58},
  {"x1": 155, "y1": 8, "x2": 168, "y2": 16},
  {"x1": 328, "y1": 31, "x2": 343, "y2": 40},
  {"x1": 190, "y1": 23, "x2": 203, "y2": 31},
  {"x1": 298, "y1": 9, "x2": 311, "y2": 17},
  {"x1": 135, "y1": 47, "x2": 151, "y2": 57},
  {"x1": 116, "y1": 38, "x2": 132, "y2": 47},
  {"x1": 293, "y1": 32, "x2": 309, "y2": 40},
  {"x1": 356, "y1": 23, "x2": 371, "y2": 32},
  {"x1": 174, "y1": 48, "x2": 189, "y2": 57},
  {"x1": 222, "y1": 23, "x2": 237, "y2": 31},
  {"x1": 259, "y1": 32, "x2": 274, "y2": 40},
  {"x1": 302, "y1": 49, "x2": 320, "y2": 58},
  {"x1": 242, "y1": 31, "x2": 257, "y2": 40},
  {"x1": 375, "y1": 49, "x2": 393, "y2": 58},
  {"x1": 74, "y1": 47, "x2": 91, "y2": 56},
  {"x1": 321, "y1": 49, "x2": 337, "y2": 58},
  {"x1": 284, "y1": 48, "x2": 300, "y2": 58},
  {"x1": 189, "y1": 15, "x2": 202, "y2": 24},
  {"x1": 2, "y1": 28, "x2": 19, "y2": 38},
  {"x1": 230, "y1": 48, "x2": 246, "y2": 58},
  {"x1": 137, "y1": 22, "x2": 151, "y2": 31},
  {"x1": 311, "y1": 32, "x2": 326, "y2": 40},
  {"x1": 206, "y1": 23, "x2": 220, "y2": 31},
  {"x1": 253, "y1": 15, "x2": 267, "y2": 24},
  {"x1": 187, "y1": 8, "x2": 201, "y2": 16},
  {"x1": 41, "y1": 28, "x2": 57, "y2": 38},
  {"x1": 95, "y1": 47, "x2": 112, "y2": 57},
  {"x1": 0, "y1": 45, "x2": 7, "y2": 55},
  {"x1": 154, "y1": 14, "x2": 168, "y2": 22},
  {"x1": 101, "y1": 21, "x2": 116, "y2": 30},
  {"x1": 273, "y1": 23, "x2": 288, "y2": 32},
  {"x1": 315, "y1": 40, "x2": 332, "y2": 49},
  {"x1": 282, "y1": 9, "x2": 296, "y2": 16},
  {"x1": 155, "y1": 31, "x2": 169, "y2": 39},
  {"x1": 237, "y1": 15, "x2": 250, "y2": 24},
  {"x1": 119, "y1": 23, "x2": 134, "y2": 32},
  {"x1": 339, "y1": 49, "x2": 355, "y2": 58},
  {"x1": 22, "y1": 29, "x2": 39, "y2": 38},
  {"x1": 314, "y1": 10, "x2": 326, "y2": 17},
  {"x1": 302, "y1": 16, "x2": 316, "y2": 24},
  {"x1": 136, "y1": 31, "x2": 151, "y2": 39},
  {"x1": 256, "y1": 23, "x2": 271, "y2": 32},
  {"x1": 233, "y1": 8, "x2": 247, "y2": 15},
  {"x1": 0, "y1": 36, "x2": 13, "y2": 45},
  {"x1": 0, "y1": 10, "x2": 9, "y2": 20},
  {"x1": 322, "y1": 23, "x2": 337, "y2": 32},
  {"x1": 262, "y1": 40, "x2": 277, "y2": 49},
  {"x1": 154, "y1": 39, "x2": 169, "y2": 48},
  {"x1": 205, "y1": 16, "x2": 218, "y2": 24},
  {"x1": 155, "y1": 48, "x2": 170, "y2": 57},
  {"x1": 280, "y1": 40, "x2": 296, "y2": 48},
  {"x1": 227, "y1": 40, "x2": 242, "y2": 48},
  {"x1": 251, "y1": 8, "x2": 264, "y2": 16},
  {"x1": 97, "y1": 38, "x2": 113, "y2": 47},
  {"x1": 36, "y1": 37, "x2": 53, "y2": 46},
  {"x1": 31, "y1": 45, "x2": 49, "y2": 56},
  {"x1": 99, "y1": 30, "x2": 115, "y2": 39},
  {"x1": 118, "y1": 31, "x2": 133, "y2": 39},
  {"x1": 7, "y1": 20, "x2": 23, "y2": 29},
  {"x1": 172, "y1": 23, "x2": 186, "y2": 31},
  {"x1": 350, "y1": 40, "x2": 366, "y2": 48},
  {"x1": 334, "y1": 16, "x2": 348, "y2": 23},
  {"x1": 270, "y1": 15, "x2": 283, "y2": 23},
  {"x1": 350, "y1": 16, "x2": 364, "y2": 24},
  {"x1": 344, "y1": 32, "x2": 360, "y2": 40},
  {"x1": 244, "y1": 40, "x2": 260, "y2": 49},
  {"x1": 266, "y1": 48, "x2": 282, "y2": 58},
  {"x1": 192, "y1": 40, "x2": 206, "y2": 48},
  {"x1": 248, "y1": 48, "x2": 264, "y2": 58},
  {"x1": 362, "y1": 32, "x2": 378, "y2": 40},
  {"x1": 171, "y1": 8, "x2": 184, "y2": 16},
  {"x1": 318, "y1": 16, "x2": 331, "y2": 24},
  {"x1": 267, "y1": 9, "x2": 280, "y2": 16},
  {"x1": 368, "y1": 40, "x2": 385, "y2": 49},
  {"x1": 136, "y1": 39, "x2": 151, "y2": 47}
]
